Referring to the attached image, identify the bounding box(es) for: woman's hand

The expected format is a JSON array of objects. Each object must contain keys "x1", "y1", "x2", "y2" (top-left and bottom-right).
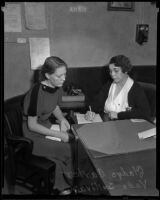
[
  {"x1": 60, "y1": 131, "x2": 69, "y2": 143},
  {"x1": 85, "y1": 111, "x2": 96, "y2": 121},
  {"x1": 60, "y1": 118, "x2": 70, "y2": 132},
  {"x1": 153, "y1": 118, "x2": 156, "y2": 125},
  {"x1": 108, "y1": 111, "x2": 118, "y2": 120}
]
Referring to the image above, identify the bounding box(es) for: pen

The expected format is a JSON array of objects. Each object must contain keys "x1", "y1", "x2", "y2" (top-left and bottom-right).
[
  {"x1": 89, "y1": 106, "x2": 93, "y2": 121},
  {"x1": 89, "y1": 105, "x2": 92, "y2": 112}
]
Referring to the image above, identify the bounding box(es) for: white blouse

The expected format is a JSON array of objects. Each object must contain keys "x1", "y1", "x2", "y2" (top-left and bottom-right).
[{"x1": 104, "y1": 77, "x2": 134, "y2": 113}]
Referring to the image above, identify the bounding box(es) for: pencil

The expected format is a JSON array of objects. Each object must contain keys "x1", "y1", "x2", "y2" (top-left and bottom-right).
[{"x1": 89, "y1": 106, "x2": 93, "y2": 121}]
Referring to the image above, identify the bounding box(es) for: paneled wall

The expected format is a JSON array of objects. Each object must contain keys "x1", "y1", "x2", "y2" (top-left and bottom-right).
[{"x1": 4, "y1": 2, "x2": 157, "y2": 99}]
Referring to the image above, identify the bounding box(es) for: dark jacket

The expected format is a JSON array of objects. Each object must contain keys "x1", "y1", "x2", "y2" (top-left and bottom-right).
[{"x1": 90, "y1": 80, "x2": 151, "y2": 120}]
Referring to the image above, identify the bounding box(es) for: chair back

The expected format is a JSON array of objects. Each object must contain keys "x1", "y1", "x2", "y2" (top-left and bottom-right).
[
  {"x1": 4, "y1": 94, "x2": 25, "y2": 138},
  {"x1": 4, "y1": 94, "x2": 26, "y2": 190},
  {"x1": 138, "y1": 82, "x2": 156, "y2": 121}
]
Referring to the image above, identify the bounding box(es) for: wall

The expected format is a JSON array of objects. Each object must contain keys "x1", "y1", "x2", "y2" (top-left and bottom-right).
[
  {"x1": 49, "y1": 2, "x2": 158, "y2": 67},
  {"x1": 4, "y1": 2, "x2": 49, "y2": 99},
  {"x1": 4, "y1": 2, "x2": 158, "y2": 99}
]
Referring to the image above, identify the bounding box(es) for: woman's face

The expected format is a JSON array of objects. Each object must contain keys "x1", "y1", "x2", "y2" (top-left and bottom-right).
[
  {"x1": 109, "y1": 63, "x2": 127, "y2": 83},
  {"x1": 47, "y1": 66, "x2": 67, "y2": 87}
]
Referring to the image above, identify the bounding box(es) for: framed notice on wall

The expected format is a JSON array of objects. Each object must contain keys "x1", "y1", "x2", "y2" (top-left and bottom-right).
[
  {"x1": 29, "y1": 38, "x2": 50, "y2": 70},
  {"x1": 108, "y1": 2, "x2": 134, "y2": 11},
  {"x1": 24, "y1": 2, "x2": 47, "y2": 30},
  {"x1": 4, "y1": 3, "x2": 22, "y2": 32}
]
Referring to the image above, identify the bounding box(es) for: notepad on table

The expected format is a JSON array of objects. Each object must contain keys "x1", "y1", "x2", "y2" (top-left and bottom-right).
[
  {"x1": 130, "y1": 119, "x2": 147, "y2": 123},
  {"x1": 45, "y1": 124, "x2": 61, "y2": 142},
  {"x1": 138, "y1": 127, "x2": 156, "y2": 139},
  {"x1": 75, "y1": 113, "x2": 103, "y2": 124}
]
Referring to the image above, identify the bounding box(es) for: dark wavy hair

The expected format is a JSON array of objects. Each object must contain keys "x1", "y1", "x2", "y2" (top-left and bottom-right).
[
  {"x1": 39, "y1": 56, "x2": 68, "y2": 81},
  {"x1": 109, "y1": 55, "x2": 132, "y2": 73}
]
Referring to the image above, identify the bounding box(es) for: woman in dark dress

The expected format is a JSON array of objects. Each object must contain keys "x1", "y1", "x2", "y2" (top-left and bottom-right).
[{"x1": 22, "y1": 56, "x2": 74, "y2": 195}]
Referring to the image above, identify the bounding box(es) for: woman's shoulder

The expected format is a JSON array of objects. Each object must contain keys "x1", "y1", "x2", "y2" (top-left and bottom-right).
[
  {"x1": 28, "y1": 82, "x2": 41, "y2": 91},
  {"x1": 24, "y1": 83, "x2": 41, "y2": 99},
  {"x1": 31, "y1": 82, "x2": 41, "y2": 94},
  {"x1": 33, "y1": 82, "x2": 41, "y2": 90},
  {"x1": 130, "y1": 80, "x2": 145, "y2": 94},
  {"x1": 132, "y1": 81, "x2": 143, "y2": 89}
]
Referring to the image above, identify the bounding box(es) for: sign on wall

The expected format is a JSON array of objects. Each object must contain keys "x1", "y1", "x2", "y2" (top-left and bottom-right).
[
  {"x1": 24, "y1": 2, "x2": 47, "y2": 30},
  {"x1": 29, "y1": 37, "x2": 50, "y2": 70},
  {"x1": 4, "y1": 3, "x2": 22, "y2": 32}
]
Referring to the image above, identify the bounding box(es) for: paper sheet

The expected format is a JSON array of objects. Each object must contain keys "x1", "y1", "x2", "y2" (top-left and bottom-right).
[
  {"x1": 24, "y1": 2, "x2": 47, "y2": 30},
  {"x1": 76, "y1": 113, "x2": 102, "y2": 124},
  {"x1": 45, "y1": 124, "x2": 61, "y2": 142},
  {"x1": 130, "y1": 119, "x2": 147, "y2": 123},
  {"x1": 138, "y1": 127, "x2": 156, "y2": 139},
  {"x1": 4, "y1": 4, "x2": 22, "y2": 32},
  {"x1": 45, "y1": 136, "x2": 61, "y2": 142},
  {"x1": 29, "y1": 37, "x2": 50, "y2": 70}
]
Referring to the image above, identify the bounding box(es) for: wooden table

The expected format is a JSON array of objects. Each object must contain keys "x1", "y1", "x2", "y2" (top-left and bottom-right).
[{"x1": 71, "y1": 119, "x2": 158, "y2": 196}]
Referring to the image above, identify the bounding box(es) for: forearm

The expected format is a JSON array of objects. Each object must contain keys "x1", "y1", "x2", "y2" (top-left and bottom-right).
[
  {"x1": 28, "y1": 118, "x2": 61, "y2": 138},
  {"x1": 118, "y1": 108, "x2": 150, "y2": 120},
  {"x1": 53, "y1": 105, "x2": 65, "y2": 122},
  {"x1": 118, "y1": 83, "x2": 151, "y2": 120}
]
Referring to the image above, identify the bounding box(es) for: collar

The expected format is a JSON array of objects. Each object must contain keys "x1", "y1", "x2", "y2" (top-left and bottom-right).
[{"x1": 41, "y1": 83, "x2": 59, "y2": 93}]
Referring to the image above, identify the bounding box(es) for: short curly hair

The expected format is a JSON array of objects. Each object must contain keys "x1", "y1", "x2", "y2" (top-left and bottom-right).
[{"x1": 109, "y1": 55, "x2": 132, "y2": 73}]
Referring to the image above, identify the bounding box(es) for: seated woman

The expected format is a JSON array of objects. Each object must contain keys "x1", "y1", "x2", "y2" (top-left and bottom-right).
[
  {"x1": 85, "y1": 55, "x2": 151, "y2": 121},
  {"x1": 22, "y1": 56, "x2": 74, "y2": 195}
]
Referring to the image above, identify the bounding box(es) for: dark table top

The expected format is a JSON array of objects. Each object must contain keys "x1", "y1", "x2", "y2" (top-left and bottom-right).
[{"x1": 71, "y1": 120, "x2": 158, "y2": 196}]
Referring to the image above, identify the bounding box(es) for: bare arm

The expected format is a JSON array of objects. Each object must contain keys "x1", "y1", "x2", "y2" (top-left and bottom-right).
[
  {"x1": 53, "y1": 105, "x2": 65, "y2": 121},
  {"x1": 27, "y1": 116, "x2": 69, "y2": 142},
  {"x1": 53, "y1": 105, "x2": 70, "y2": 131}
]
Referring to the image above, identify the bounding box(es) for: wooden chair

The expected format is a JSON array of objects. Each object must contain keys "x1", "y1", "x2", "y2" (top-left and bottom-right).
[{"x1": 4, "y1": 94, "x2": 56, "y2": 194}]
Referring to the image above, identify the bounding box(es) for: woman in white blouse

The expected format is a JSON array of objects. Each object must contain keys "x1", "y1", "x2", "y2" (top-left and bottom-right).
[{"x1": 85, "y1": 55, "x2": 151, "y2": 121}]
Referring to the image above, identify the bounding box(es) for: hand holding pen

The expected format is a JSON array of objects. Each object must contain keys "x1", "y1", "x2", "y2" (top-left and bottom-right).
[{"x1": 85, "y1": 106, "x2": 96, "y2": 121}]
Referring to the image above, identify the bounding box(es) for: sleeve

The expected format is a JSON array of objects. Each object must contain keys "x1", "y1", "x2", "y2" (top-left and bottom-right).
[
  {"x1": 90, "y1": 82, "x2": 111, "y2": 113},
  {"x1": 118, "y1": 83, "x2": 151, "y2": 120},
  {"x1": 27, "y1": 83, "x2": 40, "y2": 116}
]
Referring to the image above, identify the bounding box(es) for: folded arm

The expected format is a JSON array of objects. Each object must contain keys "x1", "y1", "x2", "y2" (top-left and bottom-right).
[
  {"x1": 53, "y1": 105, "x2": 70, "y2": 131},
  {"x1": 118, "y1": 84, "x2": 151, "y2": 120},
  {"x1": 27, "y1": 116, "x2": 69, "y2": 142}
]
